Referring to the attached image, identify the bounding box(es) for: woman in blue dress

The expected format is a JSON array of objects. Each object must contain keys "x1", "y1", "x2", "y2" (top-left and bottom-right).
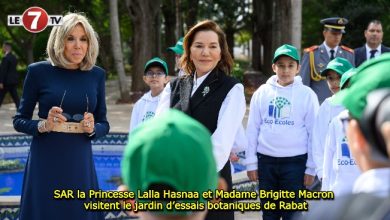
[{"x1": 13, "y1": 13, "x2": 109, "y2": 220}]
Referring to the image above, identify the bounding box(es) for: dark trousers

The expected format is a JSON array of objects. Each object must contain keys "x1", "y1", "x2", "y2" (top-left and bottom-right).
[
  {"x1": 205, "y1": 160, "x2": 234, "y2": 220},
  {"x1": 257, "y1": 153, "x2": 307, "y2": 220},
  {"x1": 0, "y1": 84, "x2": 20, "y2": 109}
]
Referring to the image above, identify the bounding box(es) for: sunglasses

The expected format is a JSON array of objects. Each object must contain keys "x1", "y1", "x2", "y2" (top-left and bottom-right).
[
  {"x1": 59, "y1": 90, "x2": 89, "y2": 122},
  {"x1": 144, "y1": 70, "x2": 166, "y2": 78}
]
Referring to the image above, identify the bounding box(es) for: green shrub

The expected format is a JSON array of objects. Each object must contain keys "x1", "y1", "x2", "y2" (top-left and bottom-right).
[
  {"x1": 0, "y1": 159, "x2": 24, "y2": 171},
  {"x1": 231, "y1": 59, "x2": 250, "y2": 82}
]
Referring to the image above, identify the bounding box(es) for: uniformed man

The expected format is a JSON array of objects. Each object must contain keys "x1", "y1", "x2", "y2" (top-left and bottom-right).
[{"x1": 300, "y1": 17, "x2": 355, "y2": 104}]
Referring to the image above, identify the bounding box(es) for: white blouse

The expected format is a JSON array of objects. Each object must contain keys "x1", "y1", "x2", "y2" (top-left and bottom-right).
[{"x1": 156, "y1": 74, "x2": 246, "y2": 171}]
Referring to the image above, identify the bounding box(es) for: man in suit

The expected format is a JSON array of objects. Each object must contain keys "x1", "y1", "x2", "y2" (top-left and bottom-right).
[
  {"x1": 354, "y1": 20, "x2": 390, "y2": 67},
  {"x1": 301, "y1": 17, "x2": 355, "y2": 104},
  {"x1": 0, "y1": 42, "x2": 19, "y2": 109}
]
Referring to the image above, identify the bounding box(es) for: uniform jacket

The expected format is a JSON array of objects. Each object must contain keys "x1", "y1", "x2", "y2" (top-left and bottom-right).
[
  {"x1": 300, "y1": 43, "x2": 354, "y2": 104},
  {"x1": 354, "y1": 44, "x2": 390, "y2": 67}
]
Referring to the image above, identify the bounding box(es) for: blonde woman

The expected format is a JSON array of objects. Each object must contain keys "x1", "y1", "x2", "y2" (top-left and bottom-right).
[{"x1": 13, "y1": 13, "x2": 109, "y2": 220}]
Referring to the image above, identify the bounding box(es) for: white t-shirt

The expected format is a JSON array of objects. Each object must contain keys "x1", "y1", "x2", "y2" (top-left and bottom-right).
[
  {"x1": 129, "y1": 91, "x2": 161, "y2": 132},
  {"x1": 322, "y1": 110, "x2": 360, "y2": 196}
]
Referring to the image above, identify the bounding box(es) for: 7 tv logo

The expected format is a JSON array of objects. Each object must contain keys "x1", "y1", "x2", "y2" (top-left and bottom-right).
[{"x1": 7, "y1": 7, "x2": 62, "y2": 33}]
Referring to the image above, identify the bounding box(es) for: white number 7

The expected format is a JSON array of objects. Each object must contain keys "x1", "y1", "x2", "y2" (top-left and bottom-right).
[{"x1": 27, "y1": 11, "x2": 41, "y2": 30}]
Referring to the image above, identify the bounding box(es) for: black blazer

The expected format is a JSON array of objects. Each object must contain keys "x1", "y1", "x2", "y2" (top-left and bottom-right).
[
  {"x1": 354, "y1": 44, "x2": 390, "y2": 67},
  {"x1": 0, "y1": 52, "x2": 18, "y2": 85},
  {"x1": 170, "y1": 68, "x2": 238, "y2": 133}
]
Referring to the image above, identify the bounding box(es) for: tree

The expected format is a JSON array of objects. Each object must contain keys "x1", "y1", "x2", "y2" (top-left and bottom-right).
[
  {"x1": 251, "y1": 0, "x2": 262, "y2": 71},
  {"x1": 0, "y1": 1, "x2": 43, "y2": 65},
  {"x1": 162, "y1": 0, "x2": 177, "y2": 75},
  {"x1": 257, "y1": 0, "x2": 273, "y2": 75},
  {"x1": 125, "y1": 0, "x2": 161, "y2": 101},
  {"x1": 291, "y1": 0, "x2": 302, "y2": 52},
  {"x1": 175, "y1": 0, "x2": 184, "y2": 37},
  {"x1": 273, "y1": 0, "x2": 292, "y2": 47},
  {"x1": 109, "y1": 0, "x2": 131, "y2": 103},
  {"x1": 183, "y1": 0, "x2": 199, "y2": 30},
  {"x1": 199, "y1": 0, "x2": 250, "y2": 59},
  {"x1": 251, "y1": 0, "x2": 294, "y2": 75},
  {"x1": 301, "y1": 0, "x2": 390, "y2": 49}
]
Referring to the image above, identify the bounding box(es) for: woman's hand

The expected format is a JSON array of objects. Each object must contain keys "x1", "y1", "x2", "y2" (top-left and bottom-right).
[
  {"x1": 82, "y1": 112, "x2": 95, "y2": 134},
  {"x1": 46, "y1": 106, "x2": 66, "y2": 131}
]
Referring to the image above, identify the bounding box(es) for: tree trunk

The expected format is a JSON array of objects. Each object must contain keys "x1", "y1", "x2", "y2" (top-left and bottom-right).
[
  {"x1": 175, "y1": 0, "x2": 184, "y2": 38},
  {"x1": 260, "y1": 0, "x2": 274, "y2": 76},
  {"x1": 162, "y1": 0, "x2": 177, "y2": 76},
  {"x1": 109, "y1": 0, "x2": 131, "y2": 103},
  {"x1": 26, "y1": 41, "x2": 34, "y2": 65},
  {"x1": 185, "y1": 0, "x2": 199, "y2": 30},
  {"x1": 291, "y1": 0, "x2": 302, "y2": 53},
  {"x1": 155, "y1": 12, "x2": 162, "y2": 56},
  {"x1": 126, "y1": 0, "x2": 161, "y2": 101},
  {"x1": 97, "y1": 35, "x2": 114, "y2": 73},
  {"x1": 251, "y1": 0, "x2": 261, "y2": 71},
  {"x1": 225, "y1": 27, "x2": 235, "y2": 59},
  {"x1": 274, "y1": 0, "x2": 292, "y2": 47}
]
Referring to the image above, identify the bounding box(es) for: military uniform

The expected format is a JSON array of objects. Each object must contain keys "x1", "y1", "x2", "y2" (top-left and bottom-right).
[{"x1": 300, "y1": 17, "x2": 355, "y2": 104}]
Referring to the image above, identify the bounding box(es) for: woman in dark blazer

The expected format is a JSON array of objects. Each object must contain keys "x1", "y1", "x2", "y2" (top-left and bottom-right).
[{"x1": 156, "y1": 20, "x2": 246, "y2": 220}]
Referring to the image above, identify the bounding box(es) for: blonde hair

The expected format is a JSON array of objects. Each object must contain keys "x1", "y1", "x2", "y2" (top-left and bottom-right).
[
  {"x1": 46, "y1": 13, "x2": 99, "y2": 71},
  {"x1": 180, "y1": 20, "x2": 233, "y2": 75}
]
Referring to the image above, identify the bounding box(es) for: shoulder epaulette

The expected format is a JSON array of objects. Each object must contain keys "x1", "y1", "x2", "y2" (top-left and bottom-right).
[
  {"x1": 341, "y1": 45, "x2": 354, "y2": 53},
  {"x1": 304, "y1": 45, "x2": 319, "y2": 53}
]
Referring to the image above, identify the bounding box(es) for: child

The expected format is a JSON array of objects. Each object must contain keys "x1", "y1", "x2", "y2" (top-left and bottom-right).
[
  {"x1": 167, "y1": 37, "x2": 186, "y2": 76},
  {"x1": 322, "y1": 68, "x2": 361, "y2": 196},
  {"x1": 122, "y1": 110, "x2": 219, "y2": 220},
  {"x1": 312, "y1": 57, "x2": 353, "y2": 182},
  {"x1": 246, "y1": 44, "x2": 319, "y2": 220},
  {"x1": 129, "y1": 57, "x2": 169, "y2": 132}
]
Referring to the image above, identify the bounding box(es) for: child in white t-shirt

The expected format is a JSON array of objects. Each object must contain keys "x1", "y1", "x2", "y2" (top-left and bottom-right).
[
  {"x1": 246, "y1": 44, "x2": 319, "y2": 220},
  {"x1": 312, "y1": 57, "x2": 353, "y2": 181},
  {"x1": 322, "y1": 68, "x2": 361, "y2": 196},
  {"x1": 129, "y1": 57, "x2": 169, "y2": 132}
]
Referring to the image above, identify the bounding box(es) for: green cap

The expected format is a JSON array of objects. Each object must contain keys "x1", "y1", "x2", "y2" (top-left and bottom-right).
[
  {"x1": 272, "y1": 44, "x2": 300, "y2": 64},
  {"x1": 340, "y1": 68, "x2": 357, "y2": 89},
  {"x1": 121, "y1": 109, "x2": 217, "y2": 202},
  {"x1": 333, "y1": 53, "x2": 390, "y2": 119},
  {"x1": 321, "y1": 57, "x2": 353, "y2": 76},
  {"x1": 167, "y1": 37, "x2": 184, "y2": 55},
  {"x1": 144, "y1": 57, "x2": 168, "y2": 75}
]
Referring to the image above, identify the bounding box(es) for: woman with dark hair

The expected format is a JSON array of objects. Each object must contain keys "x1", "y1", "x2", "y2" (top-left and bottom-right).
[{"x1": 157, "y1": 20, "x2": 246, "y2": 220}]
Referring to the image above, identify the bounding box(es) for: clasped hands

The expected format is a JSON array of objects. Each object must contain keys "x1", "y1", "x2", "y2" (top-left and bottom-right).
[{"x1": 46, "y1": 106, "x2": 95, "y2": 134}]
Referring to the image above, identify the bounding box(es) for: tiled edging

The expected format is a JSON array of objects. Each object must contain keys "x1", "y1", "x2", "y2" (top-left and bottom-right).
[{"x1": 1, "y1": 134, "x2": 254, "y2": 220}]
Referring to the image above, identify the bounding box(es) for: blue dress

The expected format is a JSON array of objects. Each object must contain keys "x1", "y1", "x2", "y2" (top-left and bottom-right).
[{"x1": 13, "y1": 61, "x2": 110, "y2": 220}]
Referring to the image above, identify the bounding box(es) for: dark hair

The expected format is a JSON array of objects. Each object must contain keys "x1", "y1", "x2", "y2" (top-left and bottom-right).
[
  {"x1": 3, "y1": 42, "x2": 12, "y2": 49},
  {"x1": 366, "y1": 20, "x2": 382, "y2": 30},
  {"x1": 180, "y1": 20, "x2": 233, "y2": 75}
]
